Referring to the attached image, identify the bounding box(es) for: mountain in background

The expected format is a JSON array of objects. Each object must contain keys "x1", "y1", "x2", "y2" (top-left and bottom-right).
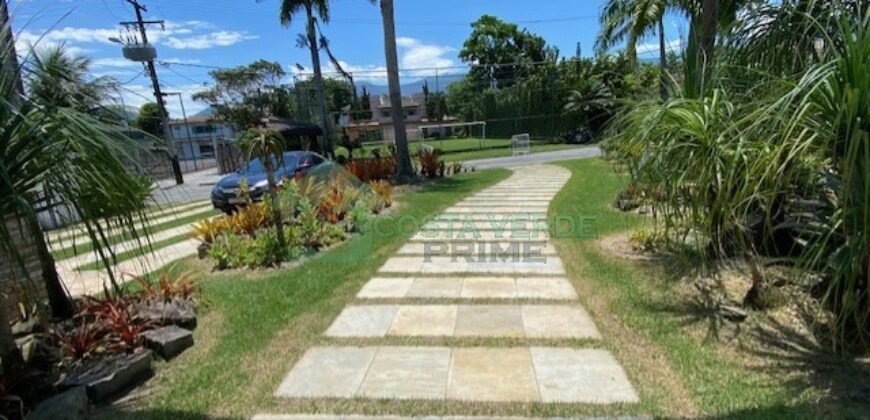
[{"x1": 355, "y1": 73, "x2": 466, "y2": 96}]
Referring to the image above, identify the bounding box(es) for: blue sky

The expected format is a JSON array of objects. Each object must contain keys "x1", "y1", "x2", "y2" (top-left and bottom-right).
[{"x1": 10, "y1": 0, "x2": 687, "y2": 116}]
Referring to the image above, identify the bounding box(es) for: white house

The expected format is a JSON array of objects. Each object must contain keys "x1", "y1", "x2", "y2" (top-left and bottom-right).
[{"x1": 168, "y1": 115, "x2": 236, "y2": 161}]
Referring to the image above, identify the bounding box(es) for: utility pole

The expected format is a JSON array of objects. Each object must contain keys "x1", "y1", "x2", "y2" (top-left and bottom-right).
[
  {"x1": 163, "y1": 92, "x2": 197, "y2": 171},
  {"x1": 121, "y1": 0, "x2": 183, "y2": 184}
]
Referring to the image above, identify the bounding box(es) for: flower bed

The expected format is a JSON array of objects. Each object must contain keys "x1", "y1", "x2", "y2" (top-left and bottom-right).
[
  {"x1": 0, "y1": 272, "x2": 199, "y2": 419},
  {"x1": 194, "y1": 175, "x2": 393, "y2": 270}
]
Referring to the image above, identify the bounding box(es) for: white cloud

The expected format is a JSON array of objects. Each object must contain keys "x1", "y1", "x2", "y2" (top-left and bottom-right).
[
  {"x1": 92, "y1": 57, "x2": 140, "y2": 68},
  {"x1": 298, "y1": 37, "x2": 459, "y2": 85},
  {"x1": 636, "y1": 38, "x2": 685, "y2": 55},
  {"x1": 163, "y1": 31, "x2": 258, "y2": 50},
  {"x1": 15, "y1": 20, "x2": 255, "y2": 55}
]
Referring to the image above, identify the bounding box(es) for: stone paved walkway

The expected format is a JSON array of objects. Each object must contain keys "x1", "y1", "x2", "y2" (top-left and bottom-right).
[{"x1": 265, "y1": 165, "x2": 638, "y2": 416}]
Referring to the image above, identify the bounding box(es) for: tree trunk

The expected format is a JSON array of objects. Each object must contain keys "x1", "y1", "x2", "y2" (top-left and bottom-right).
[
  {"x1": 0, "y1": 0, "x2": 23, "y2": 99},
  {"x1": 306, "y1": 6, "x2": 333, "y2": 158},
  {"x1": 263, "y1": 158, "x2": 286, "y2": 256},
  {"x1": 380, "y1": 0, "x2": 414, "y2": 179},
  {"x1": 29, "y1": 216, "x2": 74, "y2": 319},
  {"x1": 0, "y1": 293, "x2": 22, "y2": 370},
  {"x1": 658, "y1": 18, "x2": 669, "y2": 101},
  {"x1": 699, "y1": 0, "x2": 718, "y2": 91}
]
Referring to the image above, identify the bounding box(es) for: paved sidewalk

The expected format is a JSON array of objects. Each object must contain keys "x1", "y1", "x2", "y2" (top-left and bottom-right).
[{"x1": 263, "y1": 164, "x2": 637, "y2": 417}]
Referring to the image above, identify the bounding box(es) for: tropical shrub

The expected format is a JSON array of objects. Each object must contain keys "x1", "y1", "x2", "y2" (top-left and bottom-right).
[
  {"x1": 344, "y1": 156, "x2": 396, "y2": 181},
  {"x1": 192, "y1": 217, "x2": 231, "y2": 244},
  {"x1": 602, "y1": 0, "x2": 870, "y2": 351},
  {"x1": 417, "y1": 148, "x2": 444, "y2": 178},
  {"x1": 367, "y1": 180, "x2": 393, "y2": 207},
  {"x1": 347, "y1": 201, "x2": 374, "y2": 233}
]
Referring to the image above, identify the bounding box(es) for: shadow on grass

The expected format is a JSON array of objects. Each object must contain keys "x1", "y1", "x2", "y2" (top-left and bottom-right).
[
  {"x1": 92, "y1": 408, "x2": 242, "y2": 420},
  {"x1": 638, "y1": 260, "x2": 870, "y2": 417}
]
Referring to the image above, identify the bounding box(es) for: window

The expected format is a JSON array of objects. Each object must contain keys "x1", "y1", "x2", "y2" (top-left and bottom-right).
[
  {"x1": 311, "y1": 154, "x2": 324, "y2": 165},
  {"x1": 199, "y1": 144, "x2": 215, "y2": 158},
  {"x1": 407, "y1": 110, "x2": 416, "y2": 117},
  {"x1": 192, "y1": 125, "x2": 215, "y2": 134},
  {"x1": 382, "y1": 111, "x2": 391, "y2": 119}
]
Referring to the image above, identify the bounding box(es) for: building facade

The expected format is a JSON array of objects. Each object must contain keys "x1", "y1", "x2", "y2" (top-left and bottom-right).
[
  {"x1": 168, "y1": 116, "x2": 236, "y2": 161},
  {"x1": 340, "y1": 93, "x2": 456, "y2": 144}
]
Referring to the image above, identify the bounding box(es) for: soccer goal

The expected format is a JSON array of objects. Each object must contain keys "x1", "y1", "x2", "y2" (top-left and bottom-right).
[
  {"x1": 511, "y1": 133, "x2": 531, "y2": 156},
  {"x1": 417, "y1": 121, "x2": 487, "y2": 152}
]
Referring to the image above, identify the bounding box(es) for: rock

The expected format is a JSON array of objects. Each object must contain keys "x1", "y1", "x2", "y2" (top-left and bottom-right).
[
  {"x1": 134, "y1": 298, "x2": 197, "y2": 329},
  {"x1": 15, "y1": 334, "x2": 60, "y2": 369},
  {"x1": 27, "y1": 386, "x2": 89, "y2": 420},
  {"x1": 59, "y1": 349, "x2": 153, "y2": 402},
  {"x1": 197, "y1": 242, "x2": 210, "y2": 259},
  {"x1": 142, "y1": 326, "x2": 194, "y2": 360},
  {"x1": 12, "y1": 318, "x2": 40, "y2": 336},
  {"x1": 720, "y1": 305, "x2": 749, "y2": 322},
  {"x1": 613, "y1": 197, "x2": 640, "y2": 212}
]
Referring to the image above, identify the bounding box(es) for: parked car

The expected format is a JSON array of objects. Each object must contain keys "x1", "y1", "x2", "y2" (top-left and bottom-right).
[{"x1": 211, "y1": 151, "x2": 327, "y2": 213}]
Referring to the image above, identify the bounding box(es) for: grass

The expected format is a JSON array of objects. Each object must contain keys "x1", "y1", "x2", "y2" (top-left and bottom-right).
[
  {"x1": 91, "y1": 158, "x2": 867, "y2": 419},
  {"x1": 51, "y1": 209, "x2": 220, "y2": 260},
  {"x1": 548, "y1": 158, "x2": 869, "y2": 418},
  {"x1": 336, "y1": 137, "x2": 583, "y2": 163},
  {"x1": 95, "y1": 168, "x2": 512, "y2": 419},
  {"x1": 74, "y1": 232, "x2": 192, "y2": 272}
]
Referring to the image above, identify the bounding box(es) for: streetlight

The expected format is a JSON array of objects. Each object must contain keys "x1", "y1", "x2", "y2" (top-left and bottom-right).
[{"x1": 162, "y1": 92, "x2": 198, "y2": 171}]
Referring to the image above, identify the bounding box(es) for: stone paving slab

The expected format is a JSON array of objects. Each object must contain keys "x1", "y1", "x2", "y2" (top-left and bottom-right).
[
  {"x1": 325, "y1": 305, "x2": 599, "y2": 339},
  {"x1": 255, "y1": 415, "x2": 652, "y2": 419},
  {"x1": 420, "y1": 220, "x2": 551, "y2": 231},
  {"x1": 357, "y1": 277, "x2": 577, "y2": 300},
  {"x1": 358, "y1": 347, "x2": 451, "y2": 400},
  {"x1": 442, "y1": 207, "x2": 550, "y2": 214},
  {"x1": 411, "y1": 231, "x2": 551, "y2": 241},
  {"x1": 378, "y1": 256, "x2": 565, "y2": 275},
  {"x1": 396, "y1": 243, "x2": 559, "y2": 256},
  {"x1": 433, "y1": 214, "x2": 548, "y2": 222},
  {"x1": 275, "y1": 347, "x2": 377, "y2": 398},
  {"x1": 276, "y1": 347, "x2": 637, "y2": 403},
  {"x1": 530, "y1": 348, "x2": 639, "y2": 403}
]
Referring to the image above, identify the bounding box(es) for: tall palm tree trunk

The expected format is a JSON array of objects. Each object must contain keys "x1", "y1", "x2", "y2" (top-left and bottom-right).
[
  {"x1": 263, "y1": 159, "x2": 286, "y2": 253},
  {"x1": 379, "y1": 0, "x2": 413, "y2": 179},
  {"x1": 305, "y1": 6, "x2": 332, "y2": 158},
  {"x1": 0, "y1": 294, "x2": 21, "y2": 369},
  {"x1": 699, "y1": 0, "x2": 718, "y2": 90},
  {"x1": 658, "y1": 18, "x2": 668, "y2": 100}
]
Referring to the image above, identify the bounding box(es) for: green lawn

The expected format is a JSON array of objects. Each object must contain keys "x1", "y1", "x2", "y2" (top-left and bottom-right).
[
  {"x1": 95, "y1": 168, "x2": 512, "y2": 419},
  {"x1": 51, "y1": 209, "x2": 220, "y2": 260},
  {"x1": 336, "y1": 138, "x2": 585, "y2": 164},
  {"x1": 74, "y1": 232, "x2": 192, "y2": 272},
  {"x1": 90, "y1": 158, "x2": 866, "y2": 419},
  {"x1": 549, "y1": 158, "x2": 868, "y2": 419}
]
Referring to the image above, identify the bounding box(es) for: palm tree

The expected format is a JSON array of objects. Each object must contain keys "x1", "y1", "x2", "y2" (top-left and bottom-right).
[
  {"x1": 378, "y1": 0, "x2": 414, "y2": 179},
  {"x1": 597, "y1": 0, "x2": 673, "y2": 100},
  {"x1": 237, "y1": 129, "x2": 287, "y2": 252},
  {"x1": 26, "y1": 45, "x2": 115, "y2": 112},
  {"x1": 258, "y1": 0, "x2": 333, "y2": 157},
  {"x1": 2, "y1": 34, "x2": 154, "y2": 325},
  {"x1": 598, "y1": 0, "x2": 744, "y2": 98}
]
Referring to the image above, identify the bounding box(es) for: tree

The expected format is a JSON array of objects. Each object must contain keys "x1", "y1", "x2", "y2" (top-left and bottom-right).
[
  {"x1": 597, "y1": 0, "x2": 674, "y2": 99},
  {"x1": 25, "y1": 45, "x2": 116, "y2": 112},
  {"x1": 193, "y1": 59, "x2": 286, "y2": 130},
  {"x1": 257, "y1": 0, "x2": 353, "y2": 158},
  {"x1": 459, "y1": 15, "x2": 557, "y2": 89},
  {"x1": 379, "y1": 0, "x2": 413, "y2": 179},
  {"x1": 135, "y1": 102, "x2": 163, "y2": 137},
  {"x1": 237, "y1": 129, "x2": 287, "y2": 252},
  {"x1": 3, "y1": 40, "x2": 154, "y2": 326}
]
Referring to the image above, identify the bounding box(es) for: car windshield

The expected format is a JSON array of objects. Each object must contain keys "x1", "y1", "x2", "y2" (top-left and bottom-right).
[{"x1": 238, "y1": 154, "x2": 299, "y2": 175}]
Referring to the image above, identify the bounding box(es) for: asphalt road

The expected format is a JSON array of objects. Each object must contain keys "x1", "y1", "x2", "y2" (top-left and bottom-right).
[
  {"x1": 151, "y1": 145, "x2": 603, "y2": 205},
  {"x1": 465, "y1": 145, "x2": 602, "y2": 169}
]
